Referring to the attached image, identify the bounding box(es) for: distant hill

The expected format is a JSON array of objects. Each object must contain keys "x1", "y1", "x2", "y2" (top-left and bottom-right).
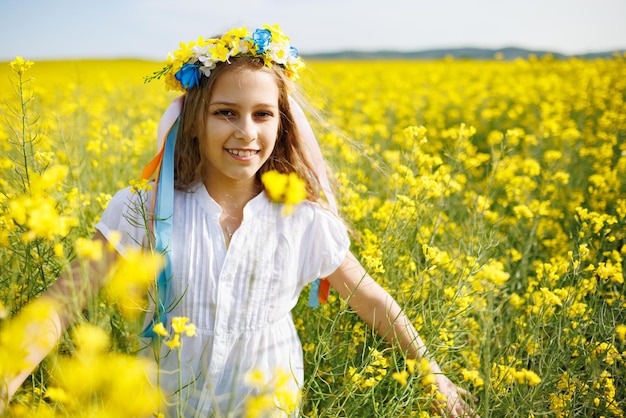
[{"x1": 302, "y1": 47, "x2": 625, "y2": 60}]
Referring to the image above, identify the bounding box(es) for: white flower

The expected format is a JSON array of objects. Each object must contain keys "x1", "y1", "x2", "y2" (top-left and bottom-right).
[
  {"x1": 268, "y1": 43, "x2": 290, "y2": 65},
  {"x1": 236, "y1": 39, "x2": 250, "y2": 55},
  {"x1": 199, "y1": 63, "x2": 216, "y2": 77},
  {"x1": 192, "y1": 44, "x2": 210, "y2": 58}
]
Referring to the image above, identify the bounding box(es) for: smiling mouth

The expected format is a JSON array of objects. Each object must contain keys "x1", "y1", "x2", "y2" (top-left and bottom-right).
[{"x1": 227, "y1": 149, "x2": 259, "y2": 157}]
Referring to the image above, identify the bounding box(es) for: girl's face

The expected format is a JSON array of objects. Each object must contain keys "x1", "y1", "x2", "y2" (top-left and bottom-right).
[{"x1": 202, "y1": 67, "x2": 280, "y2": 191}]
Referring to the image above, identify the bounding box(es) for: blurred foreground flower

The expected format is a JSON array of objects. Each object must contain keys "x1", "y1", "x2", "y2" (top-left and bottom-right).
[
  {"x1": 45, "y1": 323, "x2": 162, "y2": 417},
  {"x1": 0, "y1": 299, "x2": 59, "y2": 389},
  {"x1": 105, "y1": 249, "x2": 163, "y2": 318},
  {"x1": 261, "y1": 170, "x2": 307, "y2": 215},
  {"x1": 244, "y1": 367, "x2": 301, "y2": 418}
]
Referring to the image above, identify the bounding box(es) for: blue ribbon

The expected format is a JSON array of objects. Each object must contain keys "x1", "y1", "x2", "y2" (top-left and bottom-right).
[
  {"x1": 308, "y1": 278, "x2": 321, "y2": 308},
  {"x1": 141, "y1": 118, "x2": 179, "y2": 338}
]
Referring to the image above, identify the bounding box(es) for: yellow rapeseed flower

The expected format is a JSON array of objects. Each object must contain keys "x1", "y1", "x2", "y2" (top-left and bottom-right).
[
  {"x1": 164, "y1": 333, "x2": 181, "y2": 349},
  {"x1": 405, "y1": 358, "x2": 417, "y2": 374},
  {"x1": 74, "y1": 237, "x2": 103, "y2": 261},
  {"x1": 245, "y1": 368, "x2": 267, "y2": 391},
  {"x1": 516, "y1": 369, "x2": 542, "y2": 386},
  {"x1": 243, "y1": 368, "x2": 300, "y2": 416},
  {"x1": 171, "y1": 316, "x2": 197, "y2": 337},
  {"x1": 152, "y1": 322, "x2": 169, "y2": 337},
  {"x1": 71, "y1": 323, "x2": 110, "y2": 356},
  {"x1": 9, "y1": 56, "x2": 34, "y2": 75},
  {"x1": 616, "y1": 324, "x2": 626, "y2": 342},
  {"x1": 261, "y1": 170, "x2": 307, "y2": 215},
  {"x1": 104, "y1": 249, "x2": 163, "y2": 318},
  {"x1": 461, "y1": 368, "x2": 485, "y2": 389},
  {"x1": 593, "y1": 342, "x2": 622, "y2": 366},
  {"x1": 0, "y1": 299, "x2": 59, "y2": 384},
  {"x1": 392, "y1": 370, "x2": 409, "y2": 386},
  {"x1": 50, "y1": 324, "x2": 162, "y2": 416},
  {"x1": 421, "y1": 371, "x2": 437, "y2": 387},
  {"x1": 44, "y1": 386, "x2": 75, "y2": 408},
  {"x1": 244, "y1": 393, "x2": 275, "y2": 418},
  {"x1": 129, "y1": 178, "x2": 153, "y2": 194}
]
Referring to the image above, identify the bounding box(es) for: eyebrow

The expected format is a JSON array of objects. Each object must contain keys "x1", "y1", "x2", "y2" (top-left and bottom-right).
[{"x1": 208, "y1": 101, "x2": 278, "y2": 108}]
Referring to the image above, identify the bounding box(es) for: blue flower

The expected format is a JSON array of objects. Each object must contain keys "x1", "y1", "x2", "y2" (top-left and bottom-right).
[
  {"x1": 175, "y1": 63, "x2": 201, "y2": 90},
  {"x1": 252, "y1": 28, "x2": 272, "y2": 53},
  {"x1": 289, "y1": 46, "x2": 299, "y2": 58}
]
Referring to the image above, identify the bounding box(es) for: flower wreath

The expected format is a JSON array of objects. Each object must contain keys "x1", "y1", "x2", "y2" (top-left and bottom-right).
[{"x1": 145, "y1": 24, "x2": 305, "y2": 92}]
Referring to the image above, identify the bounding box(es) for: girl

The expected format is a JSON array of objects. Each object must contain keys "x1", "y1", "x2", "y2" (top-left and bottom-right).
[{"x1": 2, "y1": 25, "x2": 477, "y2": 417}]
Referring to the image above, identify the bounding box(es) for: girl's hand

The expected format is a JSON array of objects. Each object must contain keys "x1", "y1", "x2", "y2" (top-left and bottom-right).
[{"x1": 434, "y1": 374, "x2": 480, "y2": 417}]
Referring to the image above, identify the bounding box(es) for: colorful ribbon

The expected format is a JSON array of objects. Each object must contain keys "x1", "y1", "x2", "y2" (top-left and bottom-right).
[
  {"x1": 290, "y1": 98, "x2": 337, "y2": 307},
  {"x1": 139, "y1": 116, "x2": 179, "y2": 338},
  {"x1": 140, "y1": 95, "x2": 336, "y2": 333}
]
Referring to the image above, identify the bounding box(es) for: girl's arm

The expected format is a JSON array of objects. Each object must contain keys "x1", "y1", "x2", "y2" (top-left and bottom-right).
[
  {"x1": 0, "y1": 231, "x2": 117, "y2": 410},
  {"x1": 326, "y1": 251, "x2": 479, "y2": 417}
]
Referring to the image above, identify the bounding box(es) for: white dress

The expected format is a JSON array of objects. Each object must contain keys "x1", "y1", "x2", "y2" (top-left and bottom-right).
[{"x1": 95, "y1": 182, "x2": 350, "y2": 416}]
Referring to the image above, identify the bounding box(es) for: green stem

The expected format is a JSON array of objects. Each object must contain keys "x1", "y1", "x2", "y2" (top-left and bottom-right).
[
  {"x1": 16, "y1": 72, "x2": 31, "y2": 193},
  {"x1": 177, "y1": 338, "x2": 183, "y2": 418}
]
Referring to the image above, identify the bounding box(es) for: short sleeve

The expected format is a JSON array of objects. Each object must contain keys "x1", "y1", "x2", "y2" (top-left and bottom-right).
[
  {"x1": 298, "y1": 206, "x2": 351, "y2": 286},
  {"x1": 94, "y1": 187, "x2": 152, "y2": 256}
]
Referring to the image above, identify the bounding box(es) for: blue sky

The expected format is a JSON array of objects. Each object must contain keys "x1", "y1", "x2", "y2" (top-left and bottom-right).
[{"x1": 1, "y1": 0, "x2": 625, "y2": 61}]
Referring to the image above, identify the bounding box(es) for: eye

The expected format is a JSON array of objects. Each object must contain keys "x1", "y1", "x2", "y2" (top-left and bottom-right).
[
  {"x1": 213, "y1": 109, "x2": 235, "y2": 117},
  {"x1": 254, "y1": 110, "x2": 274, "y2": 119}
]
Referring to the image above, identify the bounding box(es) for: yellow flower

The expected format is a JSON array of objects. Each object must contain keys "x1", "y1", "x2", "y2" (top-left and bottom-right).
[
  {"x1": 71, "y1": 323, "x2": 110, "y2": 356},
  {"x1": 171, "y1": 316, "x2": 197, "y2": 336},
  {"x1": 416, "y1": 358, "x2": 437, "y2": 387},
  {"x1": 262, "y1": 171, "x2": 288, "y2": 198},
  {"x1": 183, "y1": 322, "x2": 197, "y2": 337},
  {"x1": 244, "y1": 393, "x2": 275, "y2": 418},
  {"x1": 525, "y1": 371, "x2": 542, "y2": 386},
  {"x1": 152, "y1": 322, "x2": 169, "y2": 337},
  {"x1": 513, "y1": 369, "x2": 542, "y2": 386},
  {"x1": 421, "y1": 372, "x2": 437, "y2": 387},
  {"x1": 616, "y1": 324, "x2": 626, "y2": 342},
  {"x1": 273, "y1": 369, "x2": 300, "y2": 413},
  {"x1": 49, "y1": 327, "x2": 162, "y2": 416},
  {"x1": 392, "y1": 370, "x2": 409, "y2": 386},
  {"x1": 210, "y1": 42, "x2": 231, "y2": 61},
  {"x1": 44, "y1": 387, "x2": 75, "y2": 407},
  {"x1": 0, "y1": 299, "x2": 59, "y2": 384},
  {"x1": 261, "y1": 170, "x2": 307, "y2": 214},
  {"x1": 164, "y1": 333, "x2": 180, "y2": 349},
  {"x1": 245, "y1": 369, "x2": 267, "y2": 390},
  {"x1": 53, "y1": 242, "x2": 64, "y2": 258},
  {"x1": 74, "y1": 237, "x2": 103, "y2": 261},
  {"x1": 105, "y1": 249, "x2": 163, "y2": 318},
  {"x1": 171, "y1": 316, "x2": 189, "y2": 333},
  {"x1": 10, "y1": 56, "x2": 35, "y2": 75},
  {"x1": 461, "y1": 368, "x2": 485, "y2": 389},
  {"x1": 243, "y1": 368, "x2": 300, "y2": 416},
  {"x1": 405, "y1": 358, "x2": 417, "y2": 374},
  {"x1": 129, "y1": 178, "x2": 153, "y2": 194},
  {"x1": 593, "y1": 342, "x2": 621, "y2": 366},
  {"x1": 283, "y1": 173, "x2": 307, "y2": 204}
]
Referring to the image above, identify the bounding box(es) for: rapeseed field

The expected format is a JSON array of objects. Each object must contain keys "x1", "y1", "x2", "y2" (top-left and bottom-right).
[{"x1": 0, "y1": 55, "x2": 624, "y2": 417}]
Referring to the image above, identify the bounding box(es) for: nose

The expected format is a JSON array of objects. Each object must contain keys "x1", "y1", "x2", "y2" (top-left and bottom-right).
[{"x1": 234, "y1": 115, "x2": 256, "y2": 142}]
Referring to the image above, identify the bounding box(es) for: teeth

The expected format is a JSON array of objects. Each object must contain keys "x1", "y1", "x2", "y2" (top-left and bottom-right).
[{"x1": 228, "y1": 149, "x2": 258, "y2": 157}]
